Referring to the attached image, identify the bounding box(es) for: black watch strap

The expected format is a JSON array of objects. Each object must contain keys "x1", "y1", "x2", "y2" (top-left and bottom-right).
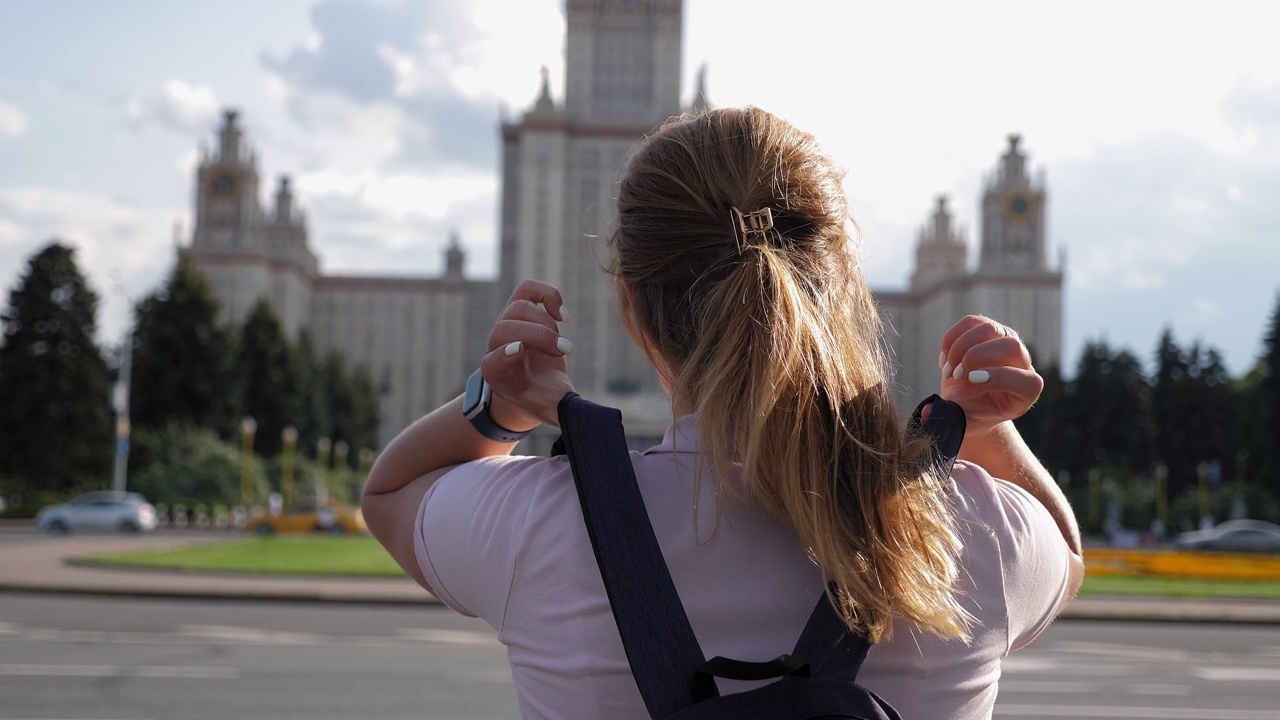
[{"x1": 470, "y1": 404, "x2": 533, "y2": 443}]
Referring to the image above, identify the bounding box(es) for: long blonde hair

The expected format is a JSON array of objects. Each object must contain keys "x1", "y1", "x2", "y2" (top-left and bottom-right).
[{"x1": 609, "y1": 107, "x2": 969, "y2": 642}]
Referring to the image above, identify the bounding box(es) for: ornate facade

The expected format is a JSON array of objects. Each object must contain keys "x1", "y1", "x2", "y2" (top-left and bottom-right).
[{"x1": 189, "y1": 0, "x2": 1062, "y2": 447}]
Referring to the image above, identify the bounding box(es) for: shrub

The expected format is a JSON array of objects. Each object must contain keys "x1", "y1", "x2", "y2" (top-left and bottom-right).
[{"x1": 129, "y1": 425, "x2": 269, "y2": 506}]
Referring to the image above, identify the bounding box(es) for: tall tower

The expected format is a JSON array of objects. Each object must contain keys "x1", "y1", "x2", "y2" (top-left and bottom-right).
[
  {"x1": 193, "y1": 110, "x2": 262, "y2": 251},
  {"x1": 910, "y1": 195, "x2": 968, "y2": 291},
  {"x1": 499, "y1": 0, "x2": 688, "y2": 402},
  {"x1": 189, "y1": 110, "x2": 317, "y2": 338},
  {"x1": 979, "y1": 134, "x2": 1048, "y2": 272}
]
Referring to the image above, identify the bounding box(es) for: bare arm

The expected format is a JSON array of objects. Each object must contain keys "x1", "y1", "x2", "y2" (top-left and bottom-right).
[
  {"x1": 939, "y1": 315, "x2": 1085, "y2": 610},
  {"x1": 361, "y1": 281, "x2": 574, "y2": 594}
]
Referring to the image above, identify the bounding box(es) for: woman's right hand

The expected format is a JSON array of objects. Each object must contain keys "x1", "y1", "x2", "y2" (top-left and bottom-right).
[{"x1": 480, "y1": 280, "x2": 576, "y2": 431}]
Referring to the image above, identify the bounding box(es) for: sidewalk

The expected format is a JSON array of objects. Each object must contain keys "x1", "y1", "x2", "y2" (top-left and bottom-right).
[{"x1": 2, "y1": 529, "x2": 1280, "y2": 622}]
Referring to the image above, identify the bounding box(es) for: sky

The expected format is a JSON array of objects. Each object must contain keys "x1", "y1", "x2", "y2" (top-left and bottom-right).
[{"x1": 1, "y1": 0, "x2": 1278, "y2": 378}]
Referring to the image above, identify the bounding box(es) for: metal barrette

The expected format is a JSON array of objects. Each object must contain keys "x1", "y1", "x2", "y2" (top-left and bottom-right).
[{"x1": 731, "y1": 206, "x2": 775, "y2": 249}]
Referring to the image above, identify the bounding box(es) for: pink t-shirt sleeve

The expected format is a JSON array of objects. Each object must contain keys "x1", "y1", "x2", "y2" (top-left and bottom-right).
[
  {"x1": 414, "y1": 455, "x2": 548, "y2": 628},
  {"x1": 988, "y1": 475, "x2": 1072, "y2": 652}
]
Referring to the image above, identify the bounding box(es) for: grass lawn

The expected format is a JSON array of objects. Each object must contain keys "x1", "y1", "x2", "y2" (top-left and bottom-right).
[
  {"x1": 1080, "y1": 574, "x2": 1280, "y2": 600},
  {"x1": 88, "y1": 537, "x2": 1280, "y2": 600},
  {"x1": 85, "y1": 535, "x2": 406, "y2": 578}
]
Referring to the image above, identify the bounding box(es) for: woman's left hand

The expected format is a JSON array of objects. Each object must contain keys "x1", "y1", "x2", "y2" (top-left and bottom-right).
[{"x1": 937, "y1": 315, "x2": 1044, "y2": 439}]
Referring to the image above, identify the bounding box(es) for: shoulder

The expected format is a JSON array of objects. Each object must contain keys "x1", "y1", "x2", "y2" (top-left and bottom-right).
[
  {"x1": 417, "y1": 453, "x2": 573, "y2": 622},
  {"x1": 948, "y1": 460, "x2": 1071, "y2": 652}
]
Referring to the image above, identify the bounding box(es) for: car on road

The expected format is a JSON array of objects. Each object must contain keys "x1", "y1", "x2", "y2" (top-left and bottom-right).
[
  {"x1": 1175, "y1": 519, "x2": 1280, "y2": 553},
  {"x1": 244, "y1": 501, "x2": 366, "y2": 535},
  {"x1": 35, "y1": 491, "x2": 159, "y2": 534}
]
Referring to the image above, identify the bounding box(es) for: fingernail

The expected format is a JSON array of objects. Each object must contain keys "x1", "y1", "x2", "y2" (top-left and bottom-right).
[
  {"x1": 952, "y1": 363, "x2": 965, "y2": 380},
  {"x1": 556, "y1": 337, "x2": 574, "y2": 355},
  {"x1": 941, "y1": 361, "x2": 953, "y2": 378},
  {"x1": 504, "y1": 341, "x2": 522, "y2": 356},
  {"x1": 558, "y1": 305, "x2": 568, "y2": 322},
  {"x1": 968, "y1": 369, "x2": 990, "y2": 384},
  {"x1": 938, "y1": 351, "x2": 947, "y2": 369}
]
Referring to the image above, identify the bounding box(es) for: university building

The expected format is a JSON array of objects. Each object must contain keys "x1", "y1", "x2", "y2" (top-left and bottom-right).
[{"x1": 188, "y1": 0, "x2": 1062, "y2": 447}]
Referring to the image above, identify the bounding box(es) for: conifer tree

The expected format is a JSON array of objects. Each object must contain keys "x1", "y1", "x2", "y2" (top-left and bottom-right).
[
  {"x1": 1259, "y1": 292, "x2": 1280, "y2": 489},
  {"x1": 0, "y1": 242, "x2": 112, "y2": 492},
  {"x1": 293, "y1": 329, "x2": 332, "y2": 457},
  {"x1": 236, "y1": 299, "x2": 300, "y2": 458},
  {"x1": 130, "y1": 252, "x2": 240, "y2": 438}
]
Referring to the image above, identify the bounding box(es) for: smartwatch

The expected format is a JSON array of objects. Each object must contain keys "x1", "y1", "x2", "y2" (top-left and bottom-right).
[{"x1": 462, "y1": 369, "x2": 533, "y2": 443}]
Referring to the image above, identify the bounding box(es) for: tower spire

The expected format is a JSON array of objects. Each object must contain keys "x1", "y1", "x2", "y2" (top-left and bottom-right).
[{"x1": 691, "y1": 63, "x2": 710, "y2": 112}]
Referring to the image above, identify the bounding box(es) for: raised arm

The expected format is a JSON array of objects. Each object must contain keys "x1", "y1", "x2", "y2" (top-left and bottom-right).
[
  {"x1": 937, "y1": 315, "x2": 1084, "y2": 611},
  {"x1": 361, "y1": 280, "x2": 575, "y2": 591}
]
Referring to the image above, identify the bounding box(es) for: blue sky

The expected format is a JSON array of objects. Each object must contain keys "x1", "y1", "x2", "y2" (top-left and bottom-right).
[{"x1": 1, "y1": 0, "x2": 1278, "y2": 378}]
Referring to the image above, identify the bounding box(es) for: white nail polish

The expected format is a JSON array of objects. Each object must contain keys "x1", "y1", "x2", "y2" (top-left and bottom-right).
[
  {"x1": 941, "y1": 361, "x2": 953, "y2": 378},
  {"x1": 952, "y1": 363, "x2": 965, "y2": 380},
  {"x1": 558, "y1": 306, "x2": 568, "y2": 322},
  {"x1": 504, "y1": 341, "x2": 522, "y2": 356},
  {"x1": 968, "y1": 369, "x2": 990, "y2": 384},
  {"x1": 556, "y1": 337, "x2": 574, "y2": 355},
  {"x1": 938, "y1": 351, "x2": 947, "y2": 369}
]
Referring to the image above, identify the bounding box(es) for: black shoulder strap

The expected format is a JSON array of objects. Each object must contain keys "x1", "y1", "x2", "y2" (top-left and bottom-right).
[
  {"x1": 558, "y1": 392, "x2": 967, "y2": 718},
  {"x1": 557, "y1": 393, "x2": 709, "y2": 719}
]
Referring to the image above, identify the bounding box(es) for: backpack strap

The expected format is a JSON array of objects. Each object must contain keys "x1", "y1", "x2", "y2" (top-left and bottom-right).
[{"x1": 557, "y1": 393, "x2": 710, "y2": 719}]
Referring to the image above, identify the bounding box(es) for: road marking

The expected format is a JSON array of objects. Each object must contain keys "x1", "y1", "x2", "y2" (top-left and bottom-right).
[
  {"x1": 1001, "y1": 680, "x2": 1100, "y2": 693},
  {"x1": 996, "y1": 704, "x2": 1280, "y2": 719},
  {"x1": 395, "y1": 628, "x2": 501, "y2": 646},
  {"x1": 1195, "y1": 666, "x2": 1280, "y2": 681},
  {"x1": 1128, "y1": 684, "x2": 1191, "y2": 696},
  {"x1": 1050, "y1": 641, "x2": 1189, "y2": 663},
  {"x1": 1002, "y1": 656, "x2": 1138, "y2": 676},
  {"x1": 0, "y1": 663, "x2": 238, "y2": 679}
]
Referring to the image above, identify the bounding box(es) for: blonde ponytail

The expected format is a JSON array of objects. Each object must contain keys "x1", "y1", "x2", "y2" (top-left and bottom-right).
[{"x1": 612, "y1": 107, "x2": 970, "y2": 642}]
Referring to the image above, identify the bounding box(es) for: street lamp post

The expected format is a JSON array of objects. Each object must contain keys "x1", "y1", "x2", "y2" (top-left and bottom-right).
[
  {"x1": 111, "y1": 330, "x2": 133, "y2": 494},
  {"x1": 240, "y1": 417, "x2": 257, "y2": 508},
  {"x1": 281, "y1": 425, "x2": 298, "y2": 510}
]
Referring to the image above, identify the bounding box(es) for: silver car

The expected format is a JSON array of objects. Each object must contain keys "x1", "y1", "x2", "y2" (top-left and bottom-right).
[
  {"x1": 35, "y1": 491, "x2": 159, "y2": 534},
  {"x1": 1175, "y1": 519, "x2": 1280, "y2": 553}
]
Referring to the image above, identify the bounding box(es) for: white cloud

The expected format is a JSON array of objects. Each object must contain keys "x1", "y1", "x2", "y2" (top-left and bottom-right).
[
  {"x1": 126, "y1": 79, "x2": 221, "y2": 134},
  {"x1": 0, "y1": 100, "x2": 27, "y2": 137}
]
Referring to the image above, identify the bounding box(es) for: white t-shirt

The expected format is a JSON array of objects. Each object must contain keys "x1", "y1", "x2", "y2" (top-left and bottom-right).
[{"x1": 416, "y1": 415, "x2": 1070, "y2": 720}]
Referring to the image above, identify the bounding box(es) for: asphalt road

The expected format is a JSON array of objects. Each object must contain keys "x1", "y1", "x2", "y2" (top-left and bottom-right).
[{"x1": 3, "y1": 593, "x2": 1280, "y2": 719}]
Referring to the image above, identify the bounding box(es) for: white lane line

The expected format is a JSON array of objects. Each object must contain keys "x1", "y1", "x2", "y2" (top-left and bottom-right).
[
  {"x1": 394, "y1": 628, "x2": 501, "y2": 646},
  {"x1": 1050, "y1": 641, "x2": 1189, "y2": 663},
  {"x1": 1195, "y1": 666, "x2": 1280, "y2": 681},
  {"x1": 1001, "y1": 680, "x2": 1101, "y2": 694},
  {"x1": 1129, "y1": 684, "x2": 1191, "y2": 696},
  {"x1": 0, "y1": 663, "x2": 238, "y2": 679},
  {"x1": 996, "y1": 704, "x2": 1280, "y2": 719},
  {"x1": 1002, "y1": 656, "x2": 1138, "y2": 676}
]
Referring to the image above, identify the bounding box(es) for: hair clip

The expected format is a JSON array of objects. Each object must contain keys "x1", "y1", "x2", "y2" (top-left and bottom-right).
[{"x1": 731, "y1": 207, "x2": 774, "y2": 247}]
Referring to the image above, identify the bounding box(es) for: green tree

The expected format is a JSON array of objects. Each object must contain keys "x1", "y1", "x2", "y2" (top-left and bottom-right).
[
  {"x1": 0, "y1": 242, "x2": 112, "y2": 492},
  {"x1": 236, "y1": 299, "x2": 300, "y2": 458},
  {"x1": 130, "y1": 252, "x2": 240, "y2": 438},
  {"x1": 322, "y1": 351, "x2": 381, "y2": 467},
  {"x1": 1152, "y1": 330, "x2": 1240, "y2": 499},
  {"x1": 1060, "y1": 340, "x2": 1153, "y2": 479},
  {"x1": 1259, "y1": 292, "x2": 1280, "y2": 490},
  {"x1": 293, "y1": 329, "x2": 332, "y2": 457},
  {"x1": 130, "y1": 425, "x2": 267, "y2": 506}
]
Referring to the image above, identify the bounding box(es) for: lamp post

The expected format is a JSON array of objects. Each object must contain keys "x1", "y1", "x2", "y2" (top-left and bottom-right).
[
  {"x1": 281, "y1": 425, "x2": 298, "y2": 510},
  {"x1": 316, "y1": 438, "x2": 332, "y2": 506},
  {"x1": 1155, "y1": 464, "x2": 1168, "y2": 530},
  {"x1": 110, "y1": 331, "x2": 133, "y2": 494},
  {"x1": 334, "y1": 441, "x2": 349, "y2": 504},
  {"x1": 240, "y1": 417, "x2": 257, "y2": 508}
]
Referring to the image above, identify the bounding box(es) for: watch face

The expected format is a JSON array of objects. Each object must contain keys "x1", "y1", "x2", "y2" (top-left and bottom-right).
[{"x1": 462, "y1": 369, "x2": 489, "y2": 418}]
